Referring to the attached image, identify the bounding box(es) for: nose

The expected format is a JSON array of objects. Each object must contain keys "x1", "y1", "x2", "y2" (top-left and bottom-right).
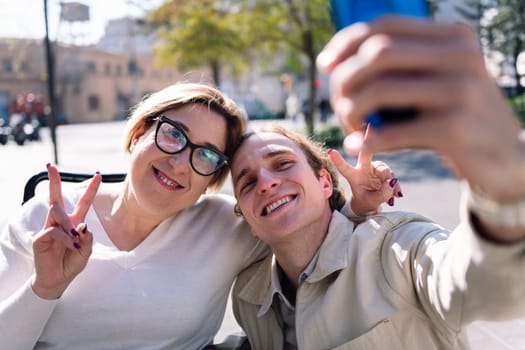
[
  {"x1": 256, "y1": 168, "x2": 280, "y2": 195},
  {"x1": 167, "y1": 147, "x2": 191, "y2": 171}
]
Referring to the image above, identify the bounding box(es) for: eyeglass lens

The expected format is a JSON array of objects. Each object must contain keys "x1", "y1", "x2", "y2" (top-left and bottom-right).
[{"x1": 156, "y1": 119, "x2": 225, "y2": 176}]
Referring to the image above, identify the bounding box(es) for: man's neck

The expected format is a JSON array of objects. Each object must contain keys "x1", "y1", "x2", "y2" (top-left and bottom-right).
[{"x1": 271, "y1": 209, "x2": 332, "y2": 292}]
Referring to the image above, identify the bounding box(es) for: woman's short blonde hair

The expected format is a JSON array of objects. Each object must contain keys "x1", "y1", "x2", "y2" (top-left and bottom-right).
[{"x1": 123, "y1": 83, "x2": 247, "y2": 191}]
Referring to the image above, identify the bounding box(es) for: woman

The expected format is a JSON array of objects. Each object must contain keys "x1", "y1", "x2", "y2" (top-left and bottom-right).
[{"x1": 0, "y1": 83, "x2": 400, "y2": 349}]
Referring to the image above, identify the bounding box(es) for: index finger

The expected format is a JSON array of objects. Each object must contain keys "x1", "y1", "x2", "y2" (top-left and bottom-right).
[
  {"x1": 47, "y1": 163, "x2": 65, "y2": 209},
  {"x1": 71, "y1": 172, "x2": 102, "y2": 222},
  {"x1": 356, "y1": 126, "x2": 373, "y2": 167}
]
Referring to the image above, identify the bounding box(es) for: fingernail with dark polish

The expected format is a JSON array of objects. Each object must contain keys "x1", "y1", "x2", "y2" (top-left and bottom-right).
[
  {"x1": 46, "y1": 163, "x2": 51, "y2": 169},
  {"x1": 327, "y1": 149, "x2": 333, "y2": 155},
  {"x1": 96, "y1": 171, "x2": 101, "y2": 175},
  {"x1": 71, "y1": 228, "x2": 79, "y2": 237},
  {"x1": 74, "y1": 242, "x2": 81, "y2": 249},
  {"x1": 389, "y1": 178, "x2": 398, "y2": 188},
  {"x1": 397, "y1": 191, "x2": 404, "y2": 197},
  {"x1": 82, "y1": 224, "x2": 88, "y2": 234},
  {"x1": 388, "y1": 197, "x2": 395, "y2": 206}
]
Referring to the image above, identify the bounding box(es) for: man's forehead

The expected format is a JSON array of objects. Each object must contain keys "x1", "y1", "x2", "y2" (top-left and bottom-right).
[
  {"x1": 232, "y1": 133, "x2": 296, "y2": 171},
  {"x1": 242, "y1": 132, "x2": 295, "y2": 153}
]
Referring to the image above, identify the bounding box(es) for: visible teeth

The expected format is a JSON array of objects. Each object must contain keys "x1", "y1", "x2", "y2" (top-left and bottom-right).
[
  {"x1": 265, "y1": 196, "x2": 292, "y2": 215},
  {"x1": 158, "y1": 172, "x2": 177, "y2": 187}
]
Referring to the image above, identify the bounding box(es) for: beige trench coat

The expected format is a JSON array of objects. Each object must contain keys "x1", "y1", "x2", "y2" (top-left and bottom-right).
[{"x1": 232, "y1": 210, "x2": 525, "y2": 350}]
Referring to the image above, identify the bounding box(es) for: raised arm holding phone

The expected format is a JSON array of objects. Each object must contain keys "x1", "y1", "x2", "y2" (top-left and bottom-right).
[{"x1": 317, "y1": 15, "x2": 525, "y2": 240}]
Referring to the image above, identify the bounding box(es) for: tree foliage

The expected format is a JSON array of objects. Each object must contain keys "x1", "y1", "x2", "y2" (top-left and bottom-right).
[
  {"x1": 456, "y1": 0, "x2": 525, "y2": 95},
  {"x1": 146, "y1": 0, "x2": 334, "y2": 136},
  {"x1": 146, "y1": 0, "x2": 252, "y2": 87},
  {"x1": 239, "y1": 0, "x2": 334, "y2": 135}
]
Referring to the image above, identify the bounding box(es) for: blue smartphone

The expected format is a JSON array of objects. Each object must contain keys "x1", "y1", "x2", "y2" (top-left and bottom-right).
[{"x1": 329, "y1": 0, "x2": 430, "y2": 128}]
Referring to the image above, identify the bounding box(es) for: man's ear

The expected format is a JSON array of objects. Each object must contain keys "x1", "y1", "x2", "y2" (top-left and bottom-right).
[{"x1": 319, "y1": 168, "x2": 333, "y2": 199}]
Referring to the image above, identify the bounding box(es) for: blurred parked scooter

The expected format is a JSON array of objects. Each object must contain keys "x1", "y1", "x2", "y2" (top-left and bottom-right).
[
  {"x1": 0, "y1": 119, "x2": 10, "y2": 145},
  {"x1": 24, "y1": 115, "x2": 41, "y2": 141},
  {"x1": 10, "y1": 114, "x2": 26, "y2": 146}
]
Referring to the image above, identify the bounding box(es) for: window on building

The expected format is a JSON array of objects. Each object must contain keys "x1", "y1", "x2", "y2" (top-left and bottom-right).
[
  {"x1": 73, "y1": 81, "x2": 81, "y2": 95},
  {"x1": 19, "y1": 61, "x2": 29, "y2": 73},
  {"x1": 104, "y1": 63, "x2": 111, "y2": 76},
  {"x1": 86, "y1": 62, "x2": 96, "y2": 74},
  {"x1": 128, "y1": 60, "x2": 137, "y2": 75},
  {"x1": 3, "y1": 59, "x2": 12, "y2": 73},
  {"x1": 88, "y1": 95, "x2": 100, "y2": 111}
]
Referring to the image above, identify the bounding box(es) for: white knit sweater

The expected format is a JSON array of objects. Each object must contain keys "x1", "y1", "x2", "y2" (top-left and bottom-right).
[{"x1": 0, "y1": 185, "x2": 268, "y2": 350}]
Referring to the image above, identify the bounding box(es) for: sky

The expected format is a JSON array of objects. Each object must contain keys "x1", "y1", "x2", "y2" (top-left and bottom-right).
[{"x1": 0, "y1": 0, "x2": 161, "y2": 45}]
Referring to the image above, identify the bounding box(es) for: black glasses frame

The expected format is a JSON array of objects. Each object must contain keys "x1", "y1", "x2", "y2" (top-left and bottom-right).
[{"x1": 152, "y1": 115, "x2": 229, "y2": 176}]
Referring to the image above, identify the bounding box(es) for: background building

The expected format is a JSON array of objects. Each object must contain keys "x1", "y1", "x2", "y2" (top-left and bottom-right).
[{"x1": 0, "y1": 17, "x2": 210, "y2": 124}]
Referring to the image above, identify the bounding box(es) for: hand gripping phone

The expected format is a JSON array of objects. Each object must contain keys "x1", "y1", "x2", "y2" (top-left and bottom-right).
[{"x1": 329, "y1": 0, "x2": 430, "y2": 128}]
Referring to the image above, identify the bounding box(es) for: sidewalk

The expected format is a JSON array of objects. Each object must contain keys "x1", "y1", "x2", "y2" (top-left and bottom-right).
[{"x1": 1, "y1": 121, "x2": 525, "y2": 348}]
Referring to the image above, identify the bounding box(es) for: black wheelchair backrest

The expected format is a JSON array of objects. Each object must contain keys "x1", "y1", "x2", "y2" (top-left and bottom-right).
[{"x1": 22, "y1": 171, "x2": 126, "y2": 205}]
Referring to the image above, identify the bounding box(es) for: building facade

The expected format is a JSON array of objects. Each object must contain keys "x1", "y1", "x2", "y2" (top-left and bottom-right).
[{"x1": 0, "y1": 18, "x2": 210, "y2": 124}]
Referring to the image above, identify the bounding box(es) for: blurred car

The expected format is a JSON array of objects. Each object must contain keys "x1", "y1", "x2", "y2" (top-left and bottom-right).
[{"x1": 237, "y1": 97, "x2": 285, "y2": 120}]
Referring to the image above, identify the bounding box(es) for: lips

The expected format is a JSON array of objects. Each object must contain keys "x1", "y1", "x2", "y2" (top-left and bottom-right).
[
  {"x1": 154, "y1": 168, "x2": 184, "y2": 190},
  {"x1": 262, "y1": 195, "x2": 296, "y2": 216}
]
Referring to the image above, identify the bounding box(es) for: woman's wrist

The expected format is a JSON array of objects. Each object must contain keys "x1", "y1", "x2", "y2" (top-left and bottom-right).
[
  {"x1": 31, "y1": 276, "x2": 66, "y2": 300},
  {"x1": 349, "y1": 199, "x2": 381, "y2": 217}
]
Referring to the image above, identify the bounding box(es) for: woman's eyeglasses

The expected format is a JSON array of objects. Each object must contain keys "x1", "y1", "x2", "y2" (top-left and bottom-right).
[{"x1": 152, "y1": 115, "x2": 228, "y2": 176}]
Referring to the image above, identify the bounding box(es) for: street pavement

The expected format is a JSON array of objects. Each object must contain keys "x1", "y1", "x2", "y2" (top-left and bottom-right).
[{"x1": 0, "y1": 120, "x2": 524, "y2": 349}]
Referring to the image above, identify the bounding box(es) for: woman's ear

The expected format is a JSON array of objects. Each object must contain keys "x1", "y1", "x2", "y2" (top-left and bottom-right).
[
  {"x1": 130, "y1": 137, "x2": 138, "y2": 152},
  {"x1": 130, "y1": 125, "x2": 147, "y2": 152}
]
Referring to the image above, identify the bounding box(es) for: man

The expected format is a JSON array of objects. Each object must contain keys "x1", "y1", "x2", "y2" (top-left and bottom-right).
[{"x1": 229, "y1": 126, "x2": 525, "y2": 349}]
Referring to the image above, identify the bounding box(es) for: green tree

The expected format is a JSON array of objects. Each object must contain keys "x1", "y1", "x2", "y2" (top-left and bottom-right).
[
  {"x1": 146, "y1": 0, "x2": 252, "y2": 87},
  {"x1": 238, "y1": 0, "x2": 334, "y2": 136},
  {"x1": 146, "y1": 0, "x2": 334, "y2": 136},
  {"x1": 456, "y1": 0, "x2": 525, "y2": 95}
]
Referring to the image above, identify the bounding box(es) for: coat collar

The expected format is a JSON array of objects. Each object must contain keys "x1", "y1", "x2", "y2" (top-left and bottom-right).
[{"x1": 236, "y1": 210, "x2": 355, "y2": 315}]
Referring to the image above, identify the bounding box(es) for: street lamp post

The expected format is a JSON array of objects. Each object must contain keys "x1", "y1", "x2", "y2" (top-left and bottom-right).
[{"x1": 43, "y1": 0, "x2": 59, "y2": 164}]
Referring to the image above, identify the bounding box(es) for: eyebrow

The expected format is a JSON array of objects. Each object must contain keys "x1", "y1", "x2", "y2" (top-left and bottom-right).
[
  {"x1": 170, "y1": 119, "x2": 224, "y2": 151},
  {"x1": 233, "y1": 149, "x2": 291, "y2": 185}
]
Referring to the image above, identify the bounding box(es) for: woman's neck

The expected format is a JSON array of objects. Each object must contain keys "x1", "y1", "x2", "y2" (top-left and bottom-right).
[{"x1": 93, "y1": 182, "x2": 167, "y2": 251}]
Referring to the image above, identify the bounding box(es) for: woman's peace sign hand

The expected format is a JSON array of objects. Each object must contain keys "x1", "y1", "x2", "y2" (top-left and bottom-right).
[
  {"x1": 329, "y1": 127, "x2": 402, "y2": 216},
  {"x1": 31, "y1": 164, "x2": 101, "y2": 299}
]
